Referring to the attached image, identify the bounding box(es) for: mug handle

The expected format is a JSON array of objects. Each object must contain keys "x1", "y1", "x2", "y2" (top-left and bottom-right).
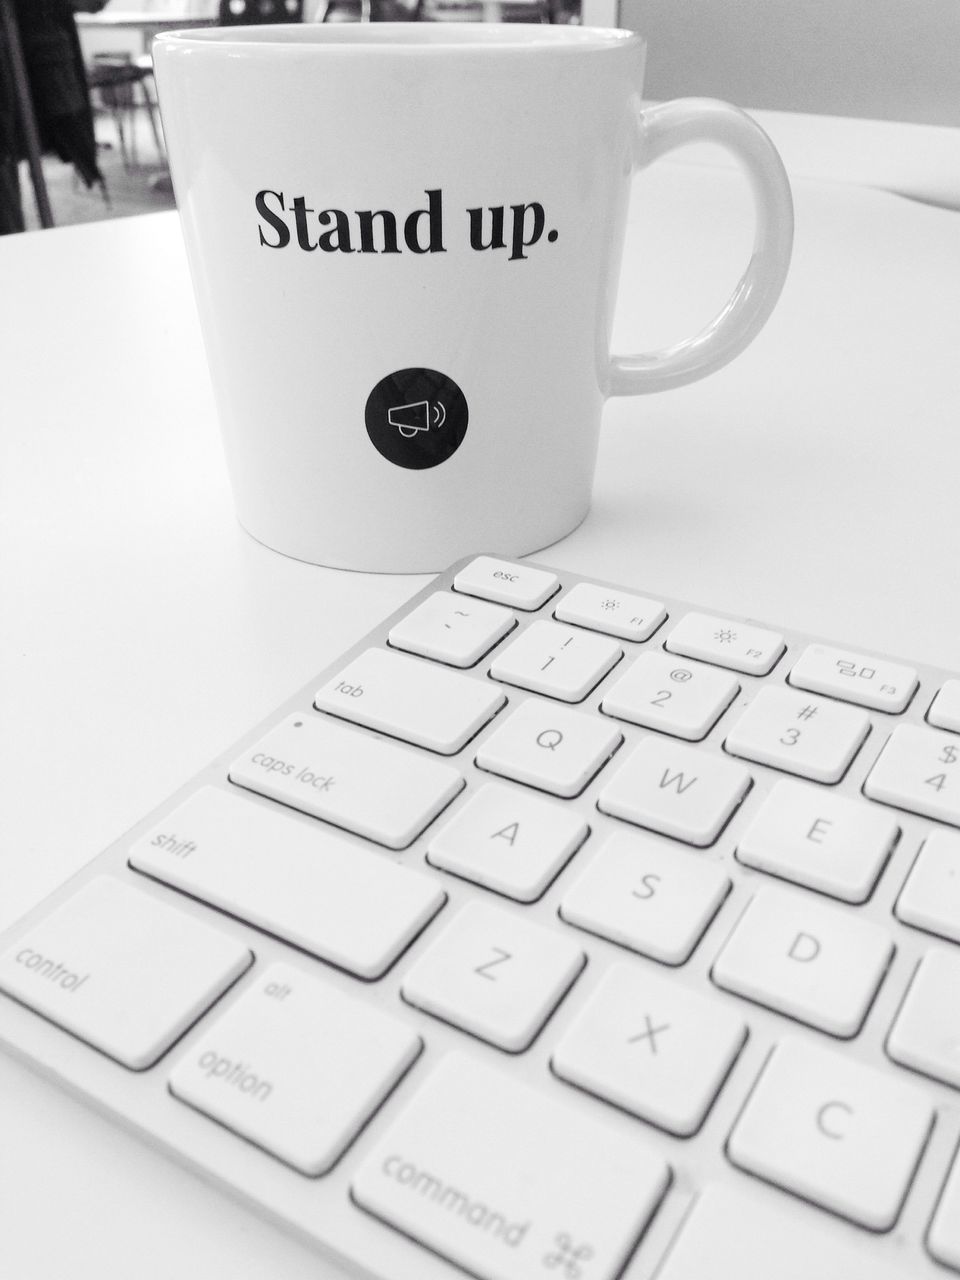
[{"x1": 608, "y1": 98, "x2": 794, "y2": 396}]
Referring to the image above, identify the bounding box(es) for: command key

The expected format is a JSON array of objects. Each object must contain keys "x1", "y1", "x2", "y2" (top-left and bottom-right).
[{"x1": 352, "y1": 1051, "x2": 670, "y2": 1280}]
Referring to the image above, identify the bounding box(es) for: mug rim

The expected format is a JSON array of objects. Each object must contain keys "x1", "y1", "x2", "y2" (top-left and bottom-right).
[{"x1": 154, "y1": 22, "x2": 642, "y2": 55}]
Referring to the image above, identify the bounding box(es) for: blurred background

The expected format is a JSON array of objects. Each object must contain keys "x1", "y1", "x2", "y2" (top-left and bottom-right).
[{"x1": 2, "y1": 0, "x2": 959, "y2": 233}]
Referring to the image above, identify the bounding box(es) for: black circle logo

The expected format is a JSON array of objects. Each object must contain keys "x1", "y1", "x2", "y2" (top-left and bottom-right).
[{"x1": 365, "y1": 367, "x2": 468, "y2": 470}]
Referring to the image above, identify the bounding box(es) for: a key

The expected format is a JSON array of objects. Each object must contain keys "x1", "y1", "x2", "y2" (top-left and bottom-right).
[
  {"x1": 886, "y1": 948, "x2": 960, "y2": 1089},
  {"x1": 400, "y1": 901, "x2": 584, "y2": 1051},
  {"x1": 928, "y1": 678, "x2": 960, "y2": 733},
  {"x1": 453, "y1": 555, "x2": 559, "y2": 610},
  {"x1": 387, "y1": 590, "x2": 515, "y2": 668},
  {"x1": 551, "y1": 962, "x2": 746, "y2": 1135},
  {"x1": 656, "y1": 1184, "x2": 913, "y2": 1280},
  {"x1": 489, "y1": 620, "x2": 621, "y2": 702},
  {"x1": 559, "y1": 830, "x2": 730, "y2": 965},
  {"x1": 788, "y1": 643, "x2": 918, "y2": 713},
  {"x1": 314, "y1": 646, "x2": 505, "y2": 753},
  {"x1": 601, "y1": 651, "x2": 739, "y2": 741},
  {"x1": 553, "y1": 582, "x2": 667, "y2": 642},
  {"x1": 351, "y1": 1052, "x2": 671, "y2": 1280},
  {"x1": 426, "y1": 783, "x2": 588, "y2": 902},
  {"x1": 864, "y1": 723, "x2": 960, "y2": 826},
  {"x1": 930, "y1": 1149, "x2": 960, "y2": 1271},
  {"x1": 711, "y1": 885, "x2": 893, "y2": 1037},
  {"x1": 736, "y1": 778, "x2": 898, "y2": 903},
  {"x1": 169, "y1": 962, "x2": 421, "y2": 1175},
  {"x1": 724, "y1": 687, "x2": 869, "y2": 783},
  {"x1": 229, "y1": 713, "x2": 463, "y2": 849},
  {"x1": 727, "y1": 1037, "x2": 933, "y2": 1231},
  {"x1": 895, "y1": 828, "x2": 960, "y2": 943},
  {"x1": 0, "y1": 877, "x2": 251, "y2": 1070},
  {"x1": 475, "y1": 698, "x2": 622, "y2": 798},
  {"x1": 665, "y1": 611, "x2": 784, "y2": 676},
  {"x1": 597, "y1": 736, "x2": 751, "y2": 846},
  {"x1": 130, "y1": 787, "x2": 445, "y2": 979}
]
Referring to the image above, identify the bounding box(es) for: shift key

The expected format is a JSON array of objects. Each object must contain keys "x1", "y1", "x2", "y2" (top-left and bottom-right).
[
  {"x1": 352, "y1": 1052, "x2": 670, "y2": 1280},
  {"x1": 228, "y1": 713, "x2": 464, "y2": 849}
]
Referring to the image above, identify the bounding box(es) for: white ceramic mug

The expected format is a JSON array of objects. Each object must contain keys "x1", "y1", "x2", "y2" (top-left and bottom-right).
[{"x1": 154, "y1": 23, "x2": 793, "y2": 572}]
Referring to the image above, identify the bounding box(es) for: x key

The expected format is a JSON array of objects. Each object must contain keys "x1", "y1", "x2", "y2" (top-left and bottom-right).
[{"x1": 552, "y1": 963, "x2": 746, "y2": 1136}]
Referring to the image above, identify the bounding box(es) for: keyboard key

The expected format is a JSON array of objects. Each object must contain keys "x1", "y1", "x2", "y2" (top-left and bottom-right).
[
  {"x1": 315, "y1": 647, "x2": 505, "y2": 753},
  {"x1": 489, "y1": 620, "x2": 621, "y2": 702},
  {"x1": 930, "y1": 1150, "x2": 960, "y2": 1271},
  {"x1": 597, "y1": 737, "x2": 751, "y2": 846},
  {"x1": 736, "y1": 779, "x2": 898, "y2": 903},
  {"x1": 727, "y1": 1037, "x2": 933, "y2": 1231},
  {"x1": 553, "y1": 582, "x2": 666, "y2": 642},
  {"x1": 552, "y1": 962, "x2": 746, "y2": 1135},
  {"x1": 453, "y1": 555, "x2": 559, "y2": 610},
  {"x1": 559, "y1": 830, "x2": 730, "y2": 965},
  {"x1": 656, "y1": 1184, "x2": 908, "y2": 1280},
  {"x1": 130, "y1": 788, "x2": 445, "y2": 979},
  {"x1": 426, "y1": 783, "x2": 588, "y2": 902},
  {"x1": 864, "y1": 723, "x2": 960, "y2": 826},
  {"x1": 169, "y1": 962, "x2": 421, "y2": 1175},
  {"x1": 400, "y1": 901, "x2": 584, "y2": 1051},
  {"x1": 928, "y1": 678, "x2": 960, "y2": 733},
  {"x1": 229, "y1": 713, "x2": 463, "y2": 849},
  {"x1": 387, "y1": 590, "x2": 515, "y2": 668},
  {"x1": 475, "y1": 698, "x2": 622, "y2": 798},
  {"x1": 0, "y1": 877, "x2": 251, "y2": 1070},
  {"x1": 665, "y1": 611, "x2": 784, "y2": 676},
  {"x1": 352, "y1": 1051, "x2": 671, "y2": 1280},
  {"x1": 601, "y1": 651, "x2": 738, "y2": 741},
  {"x1": 886, "y1": 949, "x2": 960, "y2": 1089},
  {"x1": 711, "y1": 885, "x2": 893, "y2": 1036},
  {"x1": 789, "y1": 644, "x2": 918, "y2": 713},
  {"x1": 724, "y1": 686, "x2": 869, "y2": 783},
  {"x1": 895, "y1": 828, "x2": 960, "y2": 943}
]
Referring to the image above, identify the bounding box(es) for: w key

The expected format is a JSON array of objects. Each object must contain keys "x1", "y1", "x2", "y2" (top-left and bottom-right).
[{"x1": 597, "y1": 737, "x2": 751, "y2": 845}]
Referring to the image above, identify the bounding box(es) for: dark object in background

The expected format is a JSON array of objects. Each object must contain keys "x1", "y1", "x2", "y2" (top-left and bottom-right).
[
  {"x1": 217, "y1": 0, "x2": 304, "y2": 21},
  {"x1": 0, "y1": 0, "x2": 102, "y2": 232}
]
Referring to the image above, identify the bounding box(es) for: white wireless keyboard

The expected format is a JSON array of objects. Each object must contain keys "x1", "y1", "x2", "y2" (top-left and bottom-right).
[{"x1": 3, "y1": 553, "x2": 960, "y2": 1280}]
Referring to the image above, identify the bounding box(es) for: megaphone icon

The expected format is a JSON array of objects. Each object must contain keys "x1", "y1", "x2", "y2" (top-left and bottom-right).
[{"x1": 388, "y1": 399, "x2": 446, "y2": 438}]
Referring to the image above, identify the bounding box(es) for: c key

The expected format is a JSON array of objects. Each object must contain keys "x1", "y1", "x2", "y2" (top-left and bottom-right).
[{"x1": 728, "y1": 1037, "x2": 933, "y2": 1231}]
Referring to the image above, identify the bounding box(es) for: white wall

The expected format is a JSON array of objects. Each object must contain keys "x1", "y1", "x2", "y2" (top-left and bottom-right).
[{"x1": 611, "y1": 0, "x2": 960, "y2": 125}]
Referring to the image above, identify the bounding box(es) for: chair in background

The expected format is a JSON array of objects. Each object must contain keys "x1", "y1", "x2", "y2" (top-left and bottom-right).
[
  {"x1": 314, "y1": 0, "x2": 551, "y2": 22},
  {"x1": 86, "y1": 52, "x2": 163, "y2": 170},
  {"x1": 314, "y1": 0, "x2": 420, "y2": 22}
]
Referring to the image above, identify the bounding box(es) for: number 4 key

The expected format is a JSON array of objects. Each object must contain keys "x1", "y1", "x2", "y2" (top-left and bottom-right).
[{"x1": 864, "y1": 724, "x2": 960, "y2": 826}]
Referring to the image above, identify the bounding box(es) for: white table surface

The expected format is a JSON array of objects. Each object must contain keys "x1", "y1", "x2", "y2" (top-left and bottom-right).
[{"x1": 2, "y1": 111, "x2": 959, "y2": 1279}]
